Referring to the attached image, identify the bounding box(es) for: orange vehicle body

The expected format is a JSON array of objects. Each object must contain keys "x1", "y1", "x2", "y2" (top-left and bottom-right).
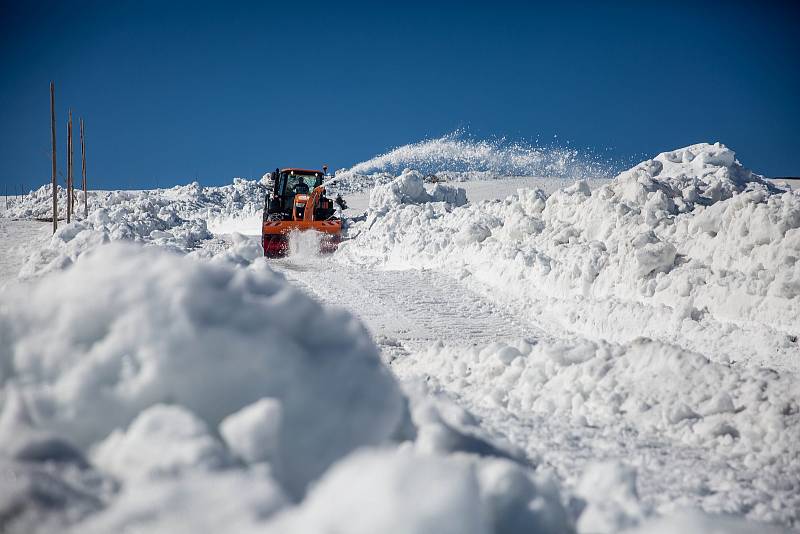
[{"x1": 262, "y1": 169, "x2": 342, "y2": 257}]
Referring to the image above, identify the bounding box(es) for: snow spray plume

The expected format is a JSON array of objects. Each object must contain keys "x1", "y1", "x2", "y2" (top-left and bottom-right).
[
  {"x1": 287, "y1": 229, "x2": 323, "y2": 258},
  {"x1": 333, "y1": 131, "x2": 618, "y2": 182}
]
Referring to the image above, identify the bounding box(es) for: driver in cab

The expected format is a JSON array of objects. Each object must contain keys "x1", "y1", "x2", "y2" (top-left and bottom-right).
[{"x1": 294, "y1": 180, "x2": 310, "y2": 194}]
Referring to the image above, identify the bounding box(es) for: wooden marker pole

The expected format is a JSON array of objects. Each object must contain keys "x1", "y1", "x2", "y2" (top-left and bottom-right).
[
  {"x1": 50, "y1": 82, "x2": 57, "y2": 232},
  {"x1": 81, "y1": 118, "x2": 87, "y2": 218},
  {"x1": 67, "y1": 110, "x2": 73, "y2": 223}
]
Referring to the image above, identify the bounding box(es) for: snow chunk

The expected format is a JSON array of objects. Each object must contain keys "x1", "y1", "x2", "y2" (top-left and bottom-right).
[
  {"x1": 77, "y1": 467, "x2": 287, "y2": 534},
  {"x1": 576, "y1": 461, "x2": 645, "y2": 533},
  {"x1": 266, "y1": 448, "x2": 488, "y2": 534},
  {"x1": 92, "y1": 404, "x2": 230, "y2": 480},
  {"x1": 220, "y1": 398, "x2": 282, "y2": 464},
  {"x1": 476, "y1": 457, "x2": 570, "y2": 534},
  {"x1": 409, "y1": 391, "x2": 524, "y2": 461},
  {"x1": 369, "y1": 169, "x2": 468, "y2": 214},
  {"x1": 0, "y1": 243, "x2": 405, "y2": 499},
  {"x1": 268, "y1": 447, "x2": 572, "y2": 534}
]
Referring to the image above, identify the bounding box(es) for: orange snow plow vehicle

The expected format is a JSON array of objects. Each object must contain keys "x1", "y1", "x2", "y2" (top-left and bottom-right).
[{"x1": 262, "y1": 167, "x2": 345, "y2": 257}]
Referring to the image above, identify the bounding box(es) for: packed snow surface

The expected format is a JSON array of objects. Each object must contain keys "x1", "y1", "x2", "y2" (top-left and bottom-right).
[{"x1": 1, "y1": 140, "x2": 798, "y2": 533}]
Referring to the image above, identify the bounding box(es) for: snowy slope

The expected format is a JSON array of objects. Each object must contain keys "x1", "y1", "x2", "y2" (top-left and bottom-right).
[{"x1": 0, "y1": 141, "x2": 797, "y2": 533}]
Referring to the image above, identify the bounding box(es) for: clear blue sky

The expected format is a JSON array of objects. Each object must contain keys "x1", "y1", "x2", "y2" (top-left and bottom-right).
[{"x1": 1, "y1": 0, "x2": 798, "y2": 190}]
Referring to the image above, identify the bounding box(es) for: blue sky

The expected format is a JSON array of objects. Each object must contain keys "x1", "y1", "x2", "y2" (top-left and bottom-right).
[{"x1": 1, "y1": 1, "x2": 798, "y2": 190}]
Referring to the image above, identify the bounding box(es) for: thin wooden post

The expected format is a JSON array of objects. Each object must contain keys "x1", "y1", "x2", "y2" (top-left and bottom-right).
[
  {"x1": 50, "y1": 82, "x2": 57, "y2": 232},
  {"x1": 81, "y1": 118, "x2": 87, "y2": 218},
  {"x1": 66, "y1": 110, "x2": 73, "y2": 223}
]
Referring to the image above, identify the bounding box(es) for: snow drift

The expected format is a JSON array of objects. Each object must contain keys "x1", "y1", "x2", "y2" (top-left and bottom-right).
[
  {"x1": 402, "y1": 337, "x2": 799, "y2": 458},
  {"x1": 369, "y1": 169, "x2": 468, "y2": 215},
  {"x1": 13, "y1": 178, "x2": 271, "y2": 278},
  {"x1": 394, "y1": 337, "x2": 800, "y2": 526},
  {"x1": 6, "y1": 178, "x2": 267, "y2": 223},
  {"x1": 341, "y1": 142, "x2": 800, "y2": 371},
  {"x1": 1, "y1": 244, "x2": 404, "y2": 498},
  {"x1": 0, "y1": 244, "x2": 412, "y2": 533}
]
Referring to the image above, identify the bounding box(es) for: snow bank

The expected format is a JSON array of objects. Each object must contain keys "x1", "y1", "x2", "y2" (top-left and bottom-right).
[
  {"x1": 4, "y1": 142, "x2": 795, "y2": 531},
  {"x1": 3, "y1": 184, "x2": 82, "y2": 220},
  {"x1": 369, "y1": 169, "x2": 468, "y2": 215},
  {"x1": 394, "y1": 337, "x2": 800, "y2": 527},
  {"x1": 12, "y1": 178, "x2": 272, "y2": 278},
  {"x1": 341, "y1": 143, "x2": 800, "y2": 371},
  {"x1": 17, "y1": 191, "x2": 210, "y2": 278},
  {"x1": 7, "y1": 178, "x2": 267, "y2": 223},
  {"x1": 0, "y1": 243, "x2": 404, "y2": 503}
]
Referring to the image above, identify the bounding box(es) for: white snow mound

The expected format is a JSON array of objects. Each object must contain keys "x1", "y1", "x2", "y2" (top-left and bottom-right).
[
  {"x1": 13, "y1": 178, "x2": 271, "y2": 279},
  {"x1": 265, "y1": 447, "x2": 571, "y2": 534},
  {"x1": 369, "y1": 169, "x2": 468, "y2": 215},
  {"x1": 0, "y1": 244, "x2": 405, "y2": 501},
  {"x1": 341, "y1": 142, "x2": 800, "y2": 370},
  {"x1": 395, "y1": 337, "x2": 800, "y2": 526}
]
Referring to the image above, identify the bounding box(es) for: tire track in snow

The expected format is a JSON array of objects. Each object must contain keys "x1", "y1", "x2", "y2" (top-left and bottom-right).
[{"x1": 271, "y1": 256, "x2": 543, "y2": 359}]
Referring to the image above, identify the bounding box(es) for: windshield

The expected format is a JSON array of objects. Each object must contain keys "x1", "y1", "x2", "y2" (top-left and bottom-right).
[{"x1": 285, "y1": 174, "x2": 321, "y2": 194}]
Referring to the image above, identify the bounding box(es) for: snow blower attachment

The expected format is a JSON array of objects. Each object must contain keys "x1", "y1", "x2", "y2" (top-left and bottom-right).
[{"x1": 262, "y1": 168, "x2": 343, "y2": 257}]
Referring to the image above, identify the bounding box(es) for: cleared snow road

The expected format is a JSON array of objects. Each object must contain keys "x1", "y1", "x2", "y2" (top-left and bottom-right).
[{"x1": 272, "y1": 255, "x2": 543, "y2": 359}]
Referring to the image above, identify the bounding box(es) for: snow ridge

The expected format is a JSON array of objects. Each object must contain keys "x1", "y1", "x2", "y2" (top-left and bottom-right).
[{"x1": 342, "y1": 142, "x2": 800, "y2": 370}]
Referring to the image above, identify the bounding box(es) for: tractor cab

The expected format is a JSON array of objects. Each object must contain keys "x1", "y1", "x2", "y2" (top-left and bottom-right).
[{"x1": 265, "y1": 168, "x2": 336, "y2": 221}]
